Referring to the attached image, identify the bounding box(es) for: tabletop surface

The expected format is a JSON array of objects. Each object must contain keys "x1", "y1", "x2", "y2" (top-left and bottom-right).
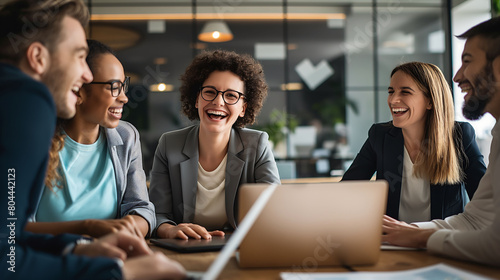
[{"x1": 150, "y1": 242, "x2": 500, "y2": 279}]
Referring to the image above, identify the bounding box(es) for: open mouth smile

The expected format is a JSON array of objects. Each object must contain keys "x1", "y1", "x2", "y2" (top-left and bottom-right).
[
  {"x1": 108, "y1": 107, "x2": 123, "y2": 118},
  {"x1": 392, "y1": 107, "x2": 408, "y2": 115},
  {"x1": 207, "y1": 109, "x2": 228, "y2": 120}
]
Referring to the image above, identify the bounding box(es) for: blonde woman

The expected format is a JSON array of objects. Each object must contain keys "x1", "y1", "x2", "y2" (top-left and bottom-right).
[{"x1": 342, "y1": 62, "x2": 486, "y2": 223}]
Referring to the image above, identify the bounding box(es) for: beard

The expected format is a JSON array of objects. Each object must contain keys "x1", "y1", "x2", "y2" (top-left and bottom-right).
[
  {"x1": 462, "y1": 62, "x2": 496, "y2": 120},
  {"x1": 42, "y1": 59, "x2": 77, "y2": 119}
]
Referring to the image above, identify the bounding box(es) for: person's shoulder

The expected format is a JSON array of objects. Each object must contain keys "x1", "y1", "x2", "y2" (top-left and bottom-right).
[
  {"x1": 369, "y1": 121, "x2": 395, "y2": 134},
  {"x1": 157, "y1": 125, "x2": 198, "y2": 148},
  {"x1": 454, "y1": 121, "x2": 476, "y2": 141},
  {"x1": 0, "y1": 63, "x2": 47, "y2": 89},
  {"x1": 0, "y1": 63, "x2": 53, "y2": 104},
  {"x1": 155, "y1": 125, "x2": 197, "y2": 155},
  {"x1": 114, "y1": 120, "x2": 139, "y2": 137},
  {"x1": 455, "y1": 121, "x2": 474, "y2": 131},
  {"x1": 161, "y1": 125, "x2": 197, "y2": 139},
  {"x1": 234, "y1": 127, "x2": 268, "y2": 143},
  {"x1": 235, "y1": 127, "x2": 266, "y2": 137}
]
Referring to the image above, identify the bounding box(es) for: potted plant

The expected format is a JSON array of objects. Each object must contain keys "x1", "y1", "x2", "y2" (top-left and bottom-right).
[{"x1": 257, "y1": 109, "x2": 298, "y2": 157}]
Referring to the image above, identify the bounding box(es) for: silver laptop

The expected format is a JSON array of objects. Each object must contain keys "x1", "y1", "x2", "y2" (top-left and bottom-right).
[
  {"x1": 237, "y1": 180, "x2": 388, "y2": 268},
  {"x1": 186, "y1": 184, "x2": 278, "y2": 280}
]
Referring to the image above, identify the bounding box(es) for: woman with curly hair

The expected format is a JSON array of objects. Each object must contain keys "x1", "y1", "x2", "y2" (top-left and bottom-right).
[{"x1": 149, "y1": 50, "x2": 280, "y2": 239}]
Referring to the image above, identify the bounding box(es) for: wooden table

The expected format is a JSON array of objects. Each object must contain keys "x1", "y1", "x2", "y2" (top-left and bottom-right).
[
  {"x1": 353, "y1": 250, "x2": 500, "y2": 277},
  {"x1": 281, "y1": 177, "x2": 342, "y2": 184},
  {"x1": 150, "y1": 244, "x2": 500, "y2": 279},
  {"x1": 280, "y1": 176, "x2": 377, "y2": 184}
]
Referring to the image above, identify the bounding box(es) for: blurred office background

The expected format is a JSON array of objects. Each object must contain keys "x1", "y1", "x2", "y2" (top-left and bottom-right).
[{"x1": 1, "y1": 0, "x2": 494, "y2": 179}]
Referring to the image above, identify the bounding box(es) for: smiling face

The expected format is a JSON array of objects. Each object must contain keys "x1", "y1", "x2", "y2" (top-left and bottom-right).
[
  {"x1": 42, "y1": 16, "x2": 93, "y2": 119},
  {"x1": 196, "y1": 70, "x2": 247, "y2": 136},
  {"x1": 455, "y1": 36, "x2": 500, "y2": 120},
  {"x1": 77, "y1": 53, "x2": 128, "y2": 128},
  {"x1": 388, "y1": 71, "x2": 432, "y2": 132},
  {"x1": 454, "y1": 36, "x2": 492, "y2": 120}
]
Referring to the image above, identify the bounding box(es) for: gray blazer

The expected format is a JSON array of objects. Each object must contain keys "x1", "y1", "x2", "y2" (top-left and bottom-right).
[
  {"x1": 149, "y1": 125, "x2": 280, "y2": 234},
  {"x1": 32, "y1": 121, "x2": 156, "y2": 236},
  {"x1": 104, "y1": 121, "x2": 156, "y2": 236}
]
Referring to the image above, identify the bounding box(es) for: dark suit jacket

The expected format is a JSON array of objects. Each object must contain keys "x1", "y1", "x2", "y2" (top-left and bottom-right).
[
  {"x1": 149, "y1": 125, "x2": 281, "y2": 234},
  {"x1": 342, "y1": 121, "x2": 486, "y2": 220},
  {"x1": 0, "y1": 63, "x2": 120, "y2": 279}
]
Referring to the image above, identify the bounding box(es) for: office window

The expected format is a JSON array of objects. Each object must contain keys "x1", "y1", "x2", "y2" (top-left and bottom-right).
[{"x1": 75, "y1": 0, "x2": 458, "y2": 178}]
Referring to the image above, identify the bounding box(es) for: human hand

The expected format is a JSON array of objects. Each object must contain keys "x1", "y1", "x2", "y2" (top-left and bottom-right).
[
  {"x1": 383, "y1": 215, "x2": 418, "y2": 229},
  {"x1": 157, "y1": 223, "x2": 224, "y2": 240},
  {"x1": 83, "y1": 216, "x2": 143, "y2": 238},
  {"x1": 73, "y1": 231, "x2": 152, "y2": 260},
  {"x1": 382, "y1": 215, "x2": 435, "y2": 248},
  {"x1": 122, "y1": 252, "x2": 186, "y2": 280}
]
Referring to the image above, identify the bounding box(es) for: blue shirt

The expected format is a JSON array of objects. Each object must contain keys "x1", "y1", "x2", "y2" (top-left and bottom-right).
[{"x1": 36, "y1": 130, "x2": 118, "y2": 221}]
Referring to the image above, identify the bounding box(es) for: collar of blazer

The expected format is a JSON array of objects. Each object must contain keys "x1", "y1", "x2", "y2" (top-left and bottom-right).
[
  {"x1": 383, "y1": 122, "x2": 402, "y2": 138},
  {"x1": 179, "y1": 125, "x2": 246, "y2": 227},
  {"x1": 181, "y1": 125, "x2": 245, "y2": 159},
  {"x1": 104, "y1": 124, "x2": 124, "y2": 148}
]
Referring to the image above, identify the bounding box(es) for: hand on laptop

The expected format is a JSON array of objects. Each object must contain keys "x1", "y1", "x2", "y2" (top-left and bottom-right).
[
  {"x1": 381, "y1": 215, "x2": 436, "y2": 248},
  {"x1": 157, "y1": 223, "x2": 225, "y2": 240}
]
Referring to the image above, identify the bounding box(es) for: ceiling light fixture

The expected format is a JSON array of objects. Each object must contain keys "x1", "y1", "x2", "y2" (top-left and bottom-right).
[
  {"x1": 198, "y1": 20, "x2": 233, "y2": 42},
  {"x1": 149, "y1": 83, "x2": 173, "y2": 92}
]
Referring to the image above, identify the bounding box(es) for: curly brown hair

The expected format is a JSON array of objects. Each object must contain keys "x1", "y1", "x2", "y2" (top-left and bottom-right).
[{"x1": 180, "y1": 50, "x2": 268, "y2": 128}]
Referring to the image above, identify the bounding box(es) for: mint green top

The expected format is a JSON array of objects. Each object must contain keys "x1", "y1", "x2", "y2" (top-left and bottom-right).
[{"x1": 36, "y1": 130, "x2": 117, "y2": 221}]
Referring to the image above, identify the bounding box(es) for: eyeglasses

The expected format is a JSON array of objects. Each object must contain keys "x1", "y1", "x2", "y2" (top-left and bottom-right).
[
  {"x1": 200, "y1": 86, "x2": 244, "y2": 105},
  {"x1": 88, "y1": 76, "x2": 130, "y2": 97}
]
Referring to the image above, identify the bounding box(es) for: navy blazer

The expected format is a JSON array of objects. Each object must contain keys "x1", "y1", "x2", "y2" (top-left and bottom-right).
[
  {"x1": 149, "y1": 125, "x2": 281, "y2": 234},
  {"x1": 342, "y1": 121, "x2": 486, "y2": 220},
  {"x1": 0, "y1": 63, "x2": 121, "y2": 279}
]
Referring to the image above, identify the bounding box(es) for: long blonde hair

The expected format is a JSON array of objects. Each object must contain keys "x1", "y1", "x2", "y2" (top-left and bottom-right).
[{"x1": 391, "y1": 62, "x2": 462, "y2": 185}]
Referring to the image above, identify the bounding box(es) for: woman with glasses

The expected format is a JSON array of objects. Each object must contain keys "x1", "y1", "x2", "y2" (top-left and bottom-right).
[
  {"x1": 26, "y1": 40, "x2": 155, "y2": 238},
  {"x1": 149, "y1": 50, "x2": 280, "y2": 239}
]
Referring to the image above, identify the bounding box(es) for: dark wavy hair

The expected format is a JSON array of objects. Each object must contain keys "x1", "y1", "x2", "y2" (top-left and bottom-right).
[
  {"x1": 180, "y1": 50, "x2": 268, "y2": 128},
  {"x1": 457, "y1": 16, "x2": 500, "y2": 61}
]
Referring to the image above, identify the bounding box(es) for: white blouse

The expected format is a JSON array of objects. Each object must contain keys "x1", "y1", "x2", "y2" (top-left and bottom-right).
[
  {"x1": 398, "y1": 147, "x2": 431, "y2": 223},
  {"x1": 193, "y1": 154, "x2": 228, "y2": 230}
]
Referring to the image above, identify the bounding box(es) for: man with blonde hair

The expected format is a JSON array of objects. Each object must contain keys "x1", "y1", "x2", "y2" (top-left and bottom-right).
[{"x1": 0, "y1": 0, "x2": 185, "y2": 279}]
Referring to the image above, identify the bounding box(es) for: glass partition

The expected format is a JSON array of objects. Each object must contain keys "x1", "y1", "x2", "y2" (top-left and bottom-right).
[{"x1": 75, "y1": 0, "x2": 457, "y2": 178}]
